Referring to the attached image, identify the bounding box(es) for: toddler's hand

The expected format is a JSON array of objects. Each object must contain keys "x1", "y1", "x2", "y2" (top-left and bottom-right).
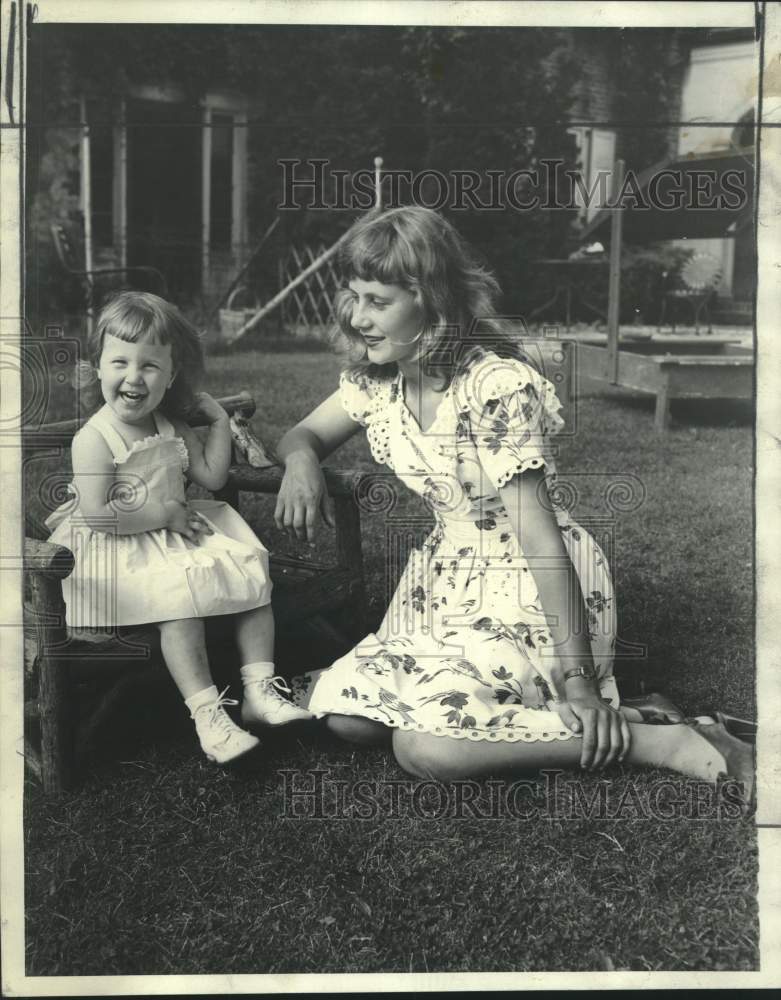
[
  {"x1": 164, "y1": 499, "x2": 214, "y2": 542},
  {"x1": 194, "y1": 392, "x2": 229, "y2": 425}
]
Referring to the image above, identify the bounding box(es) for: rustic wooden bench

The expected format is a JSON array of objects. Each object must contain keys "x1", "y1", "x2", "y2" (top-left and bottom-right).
[{"x1": 23, "y1": 393, "x2": 368, "y2": 793}]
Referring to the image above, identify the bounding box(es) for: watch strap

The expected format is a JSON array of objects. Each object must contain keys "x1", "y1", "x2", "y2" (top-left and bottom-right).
[{"x1": 563, "y1": 665, "x2": 596, "y2": 682}]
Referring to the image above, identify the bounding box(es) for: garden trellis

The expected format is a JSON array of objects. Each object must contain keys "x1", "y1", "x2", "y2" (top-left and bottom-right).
[
  {"x1": 225, "y1": 157, "x2": 383, "y2": 345},
  {"x1": 279, "y1": 242, "x2": 343, "y2": 336}
]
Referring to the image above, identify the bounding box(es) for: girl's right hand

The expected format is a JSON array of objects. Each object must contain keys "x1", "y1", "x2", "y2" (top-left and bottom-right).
[
  {"x1": 558, "y1": 688, "x2": 631, "y2": 771},
  {"x1": 274, "y1": 451, "x2": 335, "y2": 543},
  {"x1": 163, "y1": 500, "x2": 213, "y2": 542}
]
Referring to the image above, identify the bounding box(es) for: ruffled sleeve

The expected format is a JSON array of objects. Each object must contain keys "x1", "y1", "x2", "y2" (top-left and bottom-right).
[
  {"x1": 338, "y1": 369, "x2": 385, "y2": 424},
  {"x1": 338, "y1": 368, "x2": 396, "y2": 468},
  {"x1": 455, "y1": 354, "x2": 565, "y2": 492}
]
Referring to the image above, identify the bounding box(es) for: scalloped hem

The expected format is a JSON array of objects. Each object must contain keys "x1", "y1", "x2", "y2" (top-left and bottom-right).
[
  {"x1": 493, "y1": 454, "x2": 549, "y2": 490},
  {"x1": 307, "y1": 709, "x2": 576, "y2": 743}
]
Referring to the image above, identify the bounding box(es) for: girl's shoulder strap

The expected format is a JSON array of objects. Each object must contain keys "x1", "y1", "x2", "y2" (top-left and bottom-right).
[
  {"x1": 152, "y1": 410, "x2": 191, "y2": 473},
  {"x1": 152, "y1": 410, "x2": 176, "y2": 439},
  {"x1": 82, "y1": 409, "x2": 128, "y2": 462}
]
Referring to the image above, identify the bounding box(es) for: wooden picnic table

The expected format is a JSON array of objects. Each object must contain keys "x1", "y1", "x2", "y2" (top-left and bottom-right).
[
  {"x1": 571, "y1": 332, "x2": 743, "y2": 355},
  {"x1": 575, "y1": 343, "x2": 753, "y2": 431}
]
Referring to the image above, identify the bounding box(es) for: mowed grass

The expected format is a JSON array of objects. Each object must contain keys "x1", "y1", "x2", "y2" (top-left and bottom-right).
[{"x1": 24, "y1": 347, "x2": 757, "y2": 974}]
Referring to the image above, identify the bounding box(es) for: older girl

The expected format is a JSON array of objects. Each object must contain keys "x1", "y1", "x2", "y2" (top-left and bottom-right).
[{"x1": 274, "y1": 207, "x2": 752, "y2": 804}]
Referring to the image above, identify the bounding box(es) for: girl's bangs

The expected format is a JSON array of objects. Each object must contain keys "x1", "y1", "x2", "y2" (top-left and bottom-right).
[
  {"x1": 98, "y1": 296, "x2": 173, "y2": 349},
  {"x1": 109, "y1": 308, "x2": 170, "y2": 346},
  {"x1": 343, "y1": 226, "x2": 418, "y2": 288}
]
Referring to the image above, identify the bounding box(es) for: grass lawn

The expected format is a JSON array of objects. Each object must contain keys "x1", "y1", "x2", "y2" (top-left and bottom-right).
[{"x1": 23, "y1": 347, "x2": 757, "y2": 975}]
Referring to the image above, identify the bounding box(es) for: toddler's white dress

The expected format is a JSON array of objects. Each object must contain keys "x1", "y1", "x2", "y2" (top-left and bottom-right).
[
  {"x1": 292, "y1": 352, "x2": 618, "y2": 744},
  {"x1": 46, "y1": 408, "x2": 272, "y2": 628}
]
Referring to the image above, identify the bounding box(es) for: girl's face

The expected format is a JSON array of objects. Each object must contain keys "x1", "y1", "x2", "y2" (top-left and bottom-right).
[
  {"x1": 347, "y1": 278, "x2": 426, "y2": 366},
  {"x1": 97, "y1": 334, "x2": 175, "y2": 426}
]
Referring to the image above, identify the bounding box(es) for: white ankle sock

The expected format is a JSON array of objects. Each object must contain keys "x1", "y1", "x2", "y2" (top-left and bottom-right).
[
  {"x1": 185, "y1": 684, "x2": 219, "y2": 715},
  {"x1": 241, "y1": 661, "x2": 275, "y2": 683}
]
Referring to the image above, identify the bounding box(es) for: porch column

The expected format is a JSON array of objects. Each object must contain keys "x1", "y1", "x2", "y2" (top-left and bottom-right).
[
  {"x1": 79, "y1": 95, "x2": 94, "y2": 334},
  {"x1": 112, "y1": 99, "x2": 127, "y2": 269},
  {"x1": 201, "y1": 105, "x2": 212, "y2": 286},
  {"x1": 231, "y1": 113, "x2": 248, "y2": 263}
]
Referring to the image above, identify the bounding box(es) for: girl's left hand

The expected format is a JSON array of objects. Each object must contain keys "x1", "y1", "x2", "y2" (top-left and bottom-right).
[
  {"x1": 558, "y1": 694, "x2": 631, "y2": 770},
  {"x1": 194, "y1": 392, "x2": 229, "y2": 425}
]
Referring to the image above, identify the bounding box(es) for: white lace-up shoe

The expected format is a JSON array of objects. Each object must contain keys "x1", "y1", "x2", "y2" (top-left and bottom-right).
[
  {"x1": 241, "y1": 676, "x2": 313, "y2": 728},
  {"x1": 191, "y1": 688, "x2": 261, "y2": 764}
]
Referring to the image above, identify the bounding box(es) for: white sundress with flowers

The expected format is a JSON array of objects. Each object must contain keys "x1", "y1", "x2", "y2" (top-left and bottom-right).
[
  {"x1": 45, "y1": 407, "x2": 272, "y2": 629},
  {"x1": 291, "y1": 351, "x2": 618, "y2": 744}
]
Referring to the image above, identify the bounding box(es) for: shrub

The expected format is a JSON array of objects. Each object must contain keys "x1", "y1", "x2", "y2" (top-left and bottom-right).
[{"x1": 619, "y1": 244, "x2": 693, "y2": 324}]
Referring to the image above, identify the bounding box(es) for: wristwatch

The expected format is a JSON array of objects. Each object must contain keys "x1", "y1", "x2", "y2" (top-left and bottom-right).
[{"x1": 563, "y1": 664, "x2": 597, "y2": 682}]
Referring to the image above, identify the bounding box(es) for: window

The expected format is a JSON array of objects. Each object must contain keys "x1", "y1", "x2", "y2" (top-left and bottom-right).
[{"x1": 568, "y1": 126, "x2": 616, "y2": 221}]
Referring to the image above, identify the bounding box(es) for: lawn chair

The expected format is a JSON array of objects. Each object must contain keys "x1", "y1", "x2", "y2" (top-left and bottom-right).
[
  {"x1": 657, "y1": 251, "x2": 722, "y2": 334},
  {"x1": 50, "y1": 222, "x2": 168, "y2": 312},
  {"x1": 23, "y1": 392, "x2": 369, "y2": 792}
]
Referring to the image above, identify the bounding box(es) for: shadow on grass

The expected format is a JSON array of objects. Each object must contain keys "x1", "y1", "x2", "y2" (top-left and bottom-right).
[
  {"x1": 575, "y1": 389, "x2": 754, "y2": 430},
  {"x1": 24, "y1": 602, "x2": 759, "y2": 977},
  {"x1": 22, "y1": 349, "x2": 758, "y2": 977},
  {"x1": 24, "y1": 719, "x2": 759, "y2": 976}
]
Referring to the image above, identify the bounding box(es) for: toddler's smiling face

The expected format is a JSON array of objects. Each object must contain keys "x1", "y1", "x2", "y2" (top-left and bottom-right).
[{"x1": 97, "y1": 334, "x2": 175, "y2": 426}]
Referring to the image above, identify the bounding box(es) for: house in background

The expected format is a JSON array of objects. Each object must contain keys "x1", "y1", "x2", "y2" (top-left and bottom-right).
[
  {"x1": 85, "y1": 86, "x2": 249, "y2": 299},
  {"x1": 569, "y1": 26, "x2": 757, "y2": 315},
  {"x1": 675, "y1": 31, "x2": 757, "y2": 307},
  {"x1": 565, "y1": 29, "x2": 688, "y2": 223},
  {"x1": 31, "y1": 25, "x2": 758, "y2": 319}
]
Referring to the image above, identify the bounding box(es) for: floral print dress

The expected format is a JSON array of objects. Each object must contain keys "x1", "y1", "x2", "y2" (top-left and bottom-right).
[{"x1": 291, "y1": 352, "x2": 618, "y2": 744}]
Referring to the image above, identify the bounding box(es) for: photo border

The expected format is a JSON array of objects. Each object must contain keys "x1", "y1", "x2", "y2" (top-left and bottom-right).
[{"x1": 2, "y1": 1, "x2": 778, "y2": 994}]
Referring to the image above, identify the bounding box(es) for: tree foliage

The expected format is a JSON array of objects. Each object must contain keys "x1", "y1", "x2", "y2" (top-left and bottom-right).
[{"x1": 26, "y1": 24, "x2": 702, "y2": 318}]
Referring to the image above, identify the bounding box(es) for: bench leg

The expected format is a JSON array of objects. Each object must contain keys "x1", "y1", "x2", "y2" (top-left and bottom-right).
[
  {"x1": 654, "y1": 376, "x2": 672, "y2": 432},
  {"x1": 30, "y1": 574, "x2": 73, "y2": 792},
  {"x1": 333, "y1": 495, "x2": 369, "y2": 640}
]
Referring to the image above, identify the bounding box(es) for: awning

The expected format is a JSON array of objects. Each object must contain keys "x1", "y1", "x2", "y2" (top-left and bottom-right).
[{"x1": 579, "y1": 147, "x2": 754, "y2": 243}]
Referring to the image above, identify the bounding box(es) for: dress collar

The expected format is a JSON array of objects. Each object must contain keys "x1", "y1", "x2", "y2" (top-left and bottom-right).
[{"x1": 396, "y1": 369, "x2": 454, "y2": 436}]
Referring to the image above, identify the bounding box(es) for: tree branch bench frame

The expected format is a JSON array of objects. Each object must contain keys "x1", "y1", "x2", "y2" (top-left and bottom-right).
[{"x1": 23, "y1": 393, "x2": 369, "y2": 793}]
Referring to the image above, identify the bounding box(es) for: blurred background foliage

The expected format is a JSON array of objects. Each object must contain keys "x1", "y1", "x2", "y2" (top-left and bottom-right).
[{"x1": 26, "y1": 24, "x2": 690, "y2": 322}]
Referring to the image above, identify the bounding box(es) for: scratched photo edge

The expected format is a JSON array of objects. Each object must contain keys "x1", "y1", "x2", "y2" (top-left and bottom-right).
[{"x1": 1, "y1": 0, "x2": 778, "y2": 994}]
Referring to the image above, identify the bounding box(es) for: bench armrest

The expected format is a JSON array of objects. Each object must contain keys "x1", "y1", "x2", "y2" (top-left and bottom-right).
[
  {"x1": 226, "y1": 463, "x2": 366, "y2": 499},
  {"x1": 24, "y1": 538, "x2": 74, "y2": 579},
  {"x1": 24, "y1": 392, "x2": 258, "y2": 443},
  {"x1": 189, "y1": 392, "x2": 257, "y2": 424}
]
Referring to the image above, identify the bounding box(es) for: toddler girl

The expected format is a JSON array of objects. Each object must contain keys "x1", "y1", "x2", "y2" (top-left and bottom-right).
[{"x1": 46, "y1": 291, "x2": 310, "y2": 765}]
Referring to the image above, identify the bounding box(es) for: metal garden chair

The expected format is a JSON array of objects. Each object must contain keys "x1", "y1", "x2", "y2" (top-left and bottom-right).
[
  {"x1": 50, "y1": 222, "x2": 168, "y2": 312},
  {"x1": 657, "y1": 251, "x2": 723, "y2": 334}
]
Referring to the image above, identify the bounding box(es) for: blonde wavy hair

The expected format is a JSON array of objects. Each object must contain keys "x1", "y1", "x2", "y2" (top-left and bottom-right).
[{"x1": 332, "y1": 206, "x2": 524, "y2": 388}]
